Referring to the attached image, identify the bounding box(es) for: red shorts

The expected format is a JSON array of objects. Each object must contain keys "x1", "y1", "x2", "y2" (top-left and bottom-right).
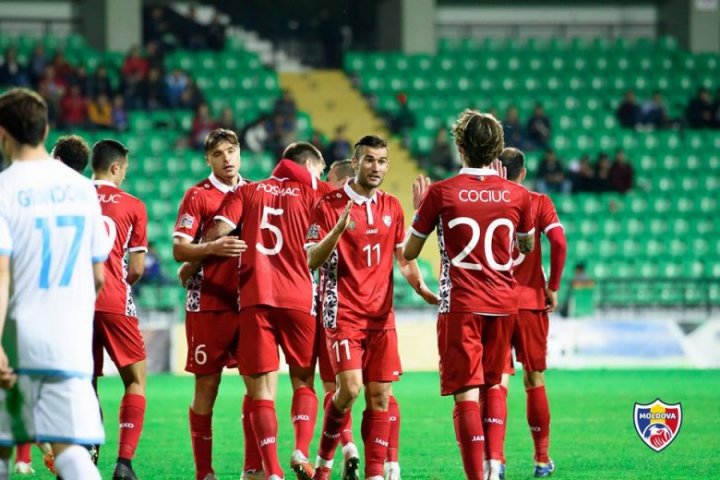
[
  {"x1": 316, "y1": 317, "x2": 335, "y2": 383},
  {"x1": 237, "y1": 306, "x2": 316, "y2": 376},
  {"x1": 325, "y1": 312, "x2": 402, "y2": 383},
  {"x1": 511, "y1": 309, "x2": 549, "y2": 372},
  {"x1": 185, "y1": 311, "x2": 240, "y2": 375},
  {"x1": 437, "y1": 312, "x2": 513, "y2": 396},
  {"x1": 503, "y1": 347, "x2": 515, "y2": 376},
  {"x1": 93, "y1": 311, "x2": 146, "y2": 377}
]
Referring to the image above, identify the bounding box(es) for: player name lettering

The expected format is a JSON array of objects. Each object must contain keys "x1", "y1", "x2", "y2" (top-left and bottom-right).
[
  {"x1": 259, "y1": 436, "x2": 276, "y2": 447},
  {"x1": 257, "y1": 183, "x2": 300, "y2": 197},
  {"x1": 638, "y1": 412, "x2": 677, "y2": 420},
  {"x1": 17, "y1": 185, "x2": 90, "y2": 207},
  {"x1": 97, "y1": 193, "x2": 121, "y2": 204},
  {"x1": 458, "y1": 189, "x2": 511, "y2": 203}
]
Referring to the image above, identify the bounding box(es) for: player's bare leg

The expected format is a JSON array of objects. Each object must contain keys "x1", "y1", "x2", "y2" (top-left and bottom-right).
[
  {"x1": 384, "y1": 386, "x2": 401, "y2": 480},
  {"x1": 190, "y1": 372, "x2": 221, "y2": 480},
  {"x1": 453, "y1": 387, "x2": 485, "y2": 480},
  {"x1": 289, "y1": 366, "x2": 318, "y2": 479},
  {"x1": 313, "y1": 369, "x2": 363, "y2": 480},
  {"x1": 51, "y1": 443, "x2": 100, "y2": 479},
  {"x1": 246, "y1": 371, "x2": 284, "y2": 480},
  {"x1": 321, "y1": 380, "x2": 359, "y2": 480},
  {"x1": 364, "y1": 381, "x2": 392, "y2": 480},
  {"x1": 111, "y1": 360, "x2": 147, "y2": 480},
  {"x1": 523, "y1": 370, "x2": 553, "y2": 477}
]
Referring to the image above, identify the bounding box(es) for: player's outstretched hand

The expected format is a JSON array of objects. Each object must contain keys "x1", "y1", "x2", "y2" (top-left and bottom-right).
[
  {"x1": 418, "y1": 284, "x2": 440, "y2": 305},
  {"x1": 490, "y1": 159, "x2": 507, "y2": 179},
  {"x1": 412, "y1": 175, "x2": 431, "y2": 210},
  {"x1": 545, "y1": 287, "x2": 558, "y2": 312},
  {"x1": 333, "y1": 200, "x2": 354, "y2": 234},
  {"x1": 209, "y1": 237, "x2": 247, "y2": 257},
  {"x1": 0, "y1": 347, "x2": 16, "y2": 390}
]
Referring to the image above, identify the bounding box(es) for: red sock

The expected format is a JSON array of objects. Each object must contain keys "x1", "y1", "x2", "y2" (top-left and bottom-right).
[
  {"x1": 250, "y1": 399, "x2": 283, "y2": 477},
  {"x1": 324, "y1": 390, "x2": 353, "y2": 447},
  {"x1": 242, "y1": 396, "x2": 263, "y2": 472},
  {"x1": 498, "y1": 385, "x2": 508, "y2": 463},
  {"x1": 453, "y1": 401, "x2": 485, "y2": 480},
  {"x1": 526, "y1": 385, "x2": 551, "y2": 463},
  {"x1": 118, "y1": 394, "x2": 145, "y2": 461},
  {"x1": 482, "y1": 387, "x2": 507, "y2": 462},
  {"x1": 189, "y1": 408, "x2": 213, "y2": 480},
  {"x1": 386, "y1": 396, "x2": 400, "y2": 462},
  {"x1": 361, "y1": 409, "x2": 390, "y2": 478},
  {"x1": 291, "y1": 386, "x2": 318, "y2": 457},
  {"x1": 317, "y1": 399, "x2": 350, "y2": 462},
  {"x1": 15, "y1": 443, "x2": 31, "y2": 464}
]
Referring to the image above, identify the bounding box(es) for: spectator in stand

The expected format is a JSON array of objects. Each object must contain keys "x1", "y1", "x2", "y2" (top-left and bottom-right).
[
  {"x1": 135, "y1": 242, "x2": 169, "y2": 297},
  {"x1": 122, "y1": 45, "x2": 149, "y2": 79},
  {"x1": 309, "y1": 131, "x2": 327, "y2": 158},
  {"x1": 179, "y1": 78, "x2": 204, "y2": 110},
  {"x1": 28, "y1": 43, "x2": 48, "y2": 86},
  {"x1": 207, "y1": 13, "x2": 227, "y2": 51},
  {"x1": 571, "y1": 155, "x2": 597, "y2": 193},
  {"x1": 144, "y1": 7, "x2": 173, "y2": 48},
  {"x1": 327, "y1": 125, "x2": 352, "y2": 162},
  {"x1": 217, "y1": 106, "x2": 238, "y2": 133},
  {"x1": 617, "y1": 90, "x2": 641, "y2": 129},
  {"x1": 142, "y1": 66, "x2": 166, "y2": 110},
  {"x1": 502, "y1": 105, "x2": 524, "y2": 149},
  {"x1": 112, "y1": 95, "x2": 129, "y2": 132},
  {"x1": 687, "y1": 87, "x2": 714, "y2": 128},
  {"x1": 50, "y1": 49, "x2": 74, "y2": 86},
  {"x1": 273, "y1": 89, "x2": 298, "y2": 126},
  {"x1": 190, "y1": 102, "x2": 218, "y2": 149},
  {"x1": 71, "y1": 65, "x2": 90, "y2": 95},
  {"x1": 390, "y1": 93, "x2": 416, "y2": 136},
  {"x1": 609, "y1": 149, "x2": 634, "y2": 193},
  {"x1": 88, "y1": 65, "x2": 114, "y2": 99},
  {"x1": 265, "y1": 113, "x2": 296, "y2": 158},
  {"x1": 527, "y1": 103, "x2": 552, "y2": 149},
  {"x1": 144, "y1": 41, "x2": 164, "y2": 71},
  {"x1": 60, "y1": 84, "x2": 88, "y2": 128},
  {"x1": 428, "y1": 127, "x2": 460, "y2": 174},
  {"x1": 0, "y1": 47, "x2": 29, "y2": 87},
  {"x1": 88, "y1": 93, "x2": 114, "y2": 129},
  {"x1": 594, "y1": 153, "x2": 613, "y2": 192},
  {"x1": 123, "y1": 71, "x2": 145, "y2": 110},
  {"x1": 536, "y1": 149, "x2": 571, "y2": 194},
  {"x1": 38, "y1": 65, "x2": 65, "y2": 126},
  {"x1": 165, "y1": 68, "x2": 189, "y2": 108},
  {"x1": 640, "y1": 91, "x2": 668, "y2": 129}
]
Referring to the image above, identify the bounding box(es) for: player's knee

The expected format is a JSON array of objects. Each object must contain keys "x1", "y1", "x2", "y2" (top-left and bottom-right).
[
  {"x1": 524, "y1": 370, "x2": 545, "y2": 388},
  {"x1": 365, "y1": 383, "x2": 391, "y2": 411}
]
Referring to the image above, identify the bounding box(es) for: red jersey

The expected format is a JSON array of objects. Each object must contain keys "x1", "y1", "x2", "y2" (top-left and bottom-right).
[
  {"x1": 513, "y1": 192, "x2": 563, "y2": 310},
  {"x1": 411, "y1": 167, "x2": 534, "y2": 315},
  {"x1": 173, "y1": 174, "x2": 245, "y2": 312},
  {"x1": 93, "y1": 180, "x2": 148, "y2": 316},
  {"x1": 306, "y1": 182, "x2": 405, "y2": 329},
  {"x1": 214, "y1": 175, "x2": 320, "y2": 313}
]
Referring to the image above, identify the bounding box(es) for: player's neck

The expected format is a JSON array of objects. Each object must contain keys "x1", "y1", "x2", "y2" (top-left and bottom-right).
[
  {"x1": 349, "y1": 180, "x2": 376, "y2": 199},
  {"x1": 93, "y1": 173, "x2": 118, "y2": 187},
  {"x1": 213, "y1": 172, "x2": 239, "y2": 187},
  {"x1": 8, "y1": 144, "x2": 50, "y2": 163}
]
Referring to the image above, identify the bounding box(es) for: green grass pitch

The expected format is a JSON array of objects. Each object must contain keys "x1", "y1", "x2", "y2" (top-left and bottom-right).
[{"x1": 11, "y1": 370, "x2": 720, "y2": 479}]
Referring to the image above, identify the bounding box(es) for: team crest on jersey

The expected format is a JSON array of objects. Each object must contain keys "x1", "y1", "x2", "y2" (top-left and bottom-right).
[
  {"x1": 633, "y1": 399, "x2": 682, "y2": 452},
  {"x1": 383, "y1": 215, "x2": 392, "y2": 227},
  {"x1": 179, "y1": 214, "x2": 195, "y2": 229}
]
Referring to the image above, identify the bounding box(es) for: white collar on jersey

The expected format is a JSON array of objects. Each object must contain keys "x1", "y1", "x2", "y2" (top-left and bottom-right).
[
  {"x1": 343, "y1": 179, "x2": 378, "y2": 205},
  {"x1": 92, "y1": 179, "x2": 116, "y2": 188},
  {"x1": 459, "y1": 167, "x2": 499, "y2": 177},
  {"x1": 208, "y1": 173, "x2": 242, "y2": 193}
]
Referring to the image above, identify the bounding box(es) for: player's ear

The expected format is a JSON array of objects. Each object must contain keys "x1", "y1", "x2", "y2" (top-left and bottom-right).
[{"x1": 520, "y1": 167, "x2": 527, "y2": 182}]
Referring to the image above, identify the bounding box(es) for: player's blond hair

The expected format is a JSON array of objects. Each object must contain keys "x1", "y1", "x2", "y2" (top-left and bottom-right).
[{"x1": 452, "y1": 109, "x2": 504, "y2": 168}]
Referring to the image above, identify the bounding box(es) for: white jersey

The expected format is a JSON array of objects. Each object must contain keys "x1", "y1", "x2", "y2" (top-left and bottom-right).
[{"x1": 0, "y1": 159, "x2": 111, "y2": 377}]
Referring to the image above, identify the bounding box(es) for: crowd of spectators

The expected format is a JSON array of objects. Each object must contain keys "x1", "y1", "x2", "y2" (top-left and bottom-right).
[
  {"x1": 617, "y1": 88, "x2": 720, "y2": 130},
  {"x1": 536, "y1": 148, "x2": 635, "y2": 195},
  {"x1": 502, "y1": 103, "x2": 553, "y2": 150}
]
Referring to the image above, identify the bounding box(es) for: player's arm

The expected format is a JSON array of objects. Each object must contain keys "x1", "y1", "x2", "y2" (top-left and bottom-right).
[
  {"x1": 540, "y1": 197, "x2": 567, "y2": 312},
  {"x1": 172, "y1": 234, "x2": 245, "y2": 262},
  {"x1": 395, "y1": 247, "x2": 439, "y2": 305},
  {"x1": 516, "y1": 190, "x2": 536, "y2": 254},
  {"x1": 307, "y1": 200, "x2": 353, "y2": 270},
  {"x1": 127, "y1": 202, "x2": 148, "y2": 286},
  {"x1": 126, "y1": 251, "x2": 146, "y2": 286},
  {"x1": 404, "y1": 178, "x2": 437, "y2": 261},
  {"x1": 0, "y1": 255, "x2": 16, "y2": 389},
  {"x1": 403, "y1": 233, "x2": 426, "y2": 261},
  {"x1": 93, "y1": 260, "x2": 106, "y2": 294}
]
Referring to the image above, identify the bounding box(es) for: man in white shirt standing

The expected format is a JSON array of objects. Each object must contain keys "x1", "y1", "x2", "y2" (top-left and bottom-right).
[{"x1": 0, "y1": 88, "x2": 111, "y2": 480}]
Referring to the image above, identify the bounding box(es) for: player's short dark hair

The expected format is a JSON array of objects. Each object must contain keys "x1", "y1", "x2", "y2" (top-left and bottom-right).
[
  {"x1": 282, "y1": 141, "x2": 323, "y2": 165},
  {"x1": 53, "y1": 135, "x2": 90, "y2": 173},
  {"x1": 91, "y1": 139, "x2": 129, "y2": 172},
  {"x1": 330, "y1": 159, "x2": 354, "y2": 177},
  {"x1": 0, "y1": 87, "x2": 48, "y2": 147},
  {"x1": 499, "y1": 147, "x2": 525, "y2": 181},
  {"x1": 352, "y1": 135, "x2": 388, "y2": 160},
  {"x1": 452, "y1": 109, "x2": 504, "y2": 168},
  {"x1": 204, "y1": 128, "x2": 239, "y2": 153}
]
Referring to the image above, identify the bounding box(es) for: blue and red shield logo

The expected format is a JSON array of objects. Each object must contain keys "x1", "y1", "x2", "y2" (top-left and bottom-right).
[{"x1": 633, "y1": 399, "x2": 682, "y2": 452}]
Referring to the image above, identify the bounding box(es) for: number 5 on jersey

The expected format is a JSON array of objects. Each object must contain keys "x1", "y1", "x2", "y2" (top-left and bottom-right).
[{"x1": 258, "y1": 207, "x2": 284, "y2": 255}]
